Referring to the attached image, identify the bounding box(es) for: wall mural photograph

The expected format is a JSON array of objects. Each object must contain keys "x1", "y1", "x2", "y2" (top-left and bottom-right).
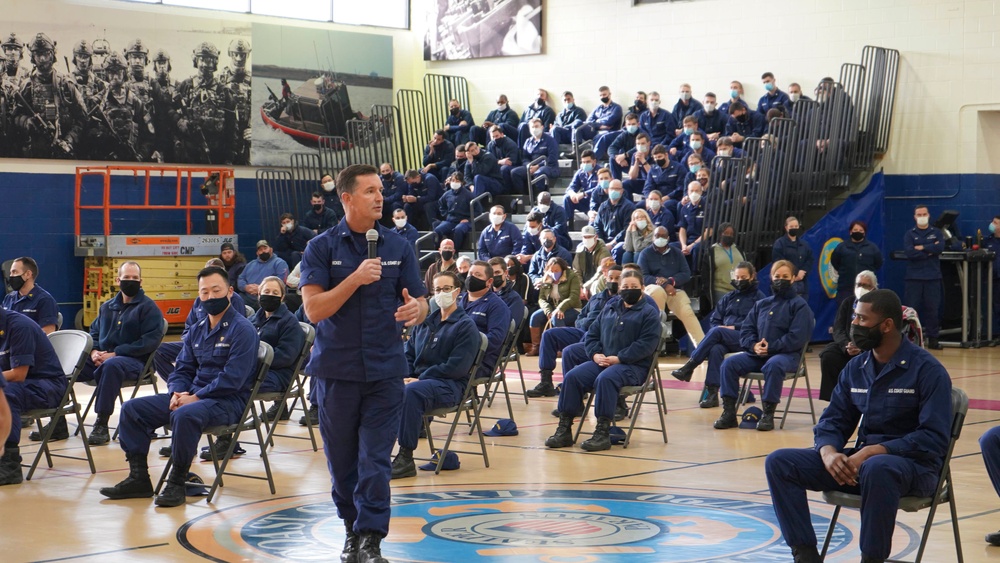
[{"x1": 424, "y1": 0, "x2": 542, "y2": 61}]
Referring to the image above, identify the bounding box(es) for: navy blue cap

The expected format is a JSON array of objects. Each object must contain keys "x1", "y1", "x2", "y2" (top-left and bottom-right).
[
  {"x1": 419, "y1": 450, "x2": 460, "y2": 471},
  {"x1": 609, "y1": 425, "x2": 626, "y2": 445},
  {"x1": 185, "y1": 471, "x2": 208, "y2": 496},
  {"x1": 483, "y1": 418, "x2": 519, "y2": 437},
  {"x1": 739, "y1": 406, "x2": 764, "y2": 429}
]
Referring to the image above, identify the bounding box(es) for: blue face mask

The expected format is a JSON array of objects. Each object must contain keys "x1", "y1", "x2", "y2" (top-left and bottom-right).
[
  {"x1": 581, "y1": 163, "x2": 594, "y2": 173},
  {"x1": 689, "y1": 164, "x2": 702, "y2": 173},
  {"x1": 730, "y1": 89, "x2": 740, "y2": 99},
  {"x1": 764, "y1": 82, "x2": 775, "y2": 92},
  {"x1": 683, "y1": 127, "x2": 693, "y2": 135},
  {"x1": 598, "y1": 179, "x2": 611, "y2": 189},
  {"x1": 991, "y1": 223, "x2": 998, "y2": 234},
  {"x1": 609, "y1": 190, "x2": 622, "y2": 202},
  {"x1": 626, "y1": 125, "x2": 638, "y2": 134}
]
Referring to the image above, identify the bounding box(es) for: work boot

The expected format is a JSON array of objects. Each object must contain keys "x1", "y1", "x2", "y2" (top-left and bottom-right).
[
  {"x1": 699, "y1": 385, "x2": 720, "y2": 408},
  {"x1": 580, "y1": 417, "x2": 613, "y2": 452},
  {"x1": 299, "y1": 404, "x2": 319, "y2": 426},
  {"x1": 0, "y1": 446, "x2": 23, "y2": 486},
  {"x1": 790, "y1": 544, "x2": 822, "y2": 563},
  {"x1": 525, "y1": 326, "x2": 542, "y2": 356},
  {"x1": 757, "y1": 401, "x2": 778, "y2": 432},
  {"x1": 390, "y1": 447, "x2": 416, "y2": 479},
  {"x1": 200, "y1": 435, "x2": 243, "y2": 461},
  {"x1": 357, "y1": 532, "x2": 389, "y2": 563},
  {"x1": 100, "y1": 452, "x2": 154, "y2": 499},
  {"x1": 154, "y1": 463, "x2": 189, "y2": 507},
  {"x1": 987, "y1": 529, "x2": 1000, "y2": 546},
  {"x1": 265, "y1": 401, "x2": 291, "y2": 422},
  {"x1": 713, "y1": 397, "x2": 739, "y2": 429},
  {"x1": 89, "y1": 416, "x2": 111, "y2": 446},
  {"x1": 614, "y1": 396, "x2": 629, "y2": 421},
  {"x1": 29, "y1": 416, "x2": 68, "y2": 442},
  {"x1": 671, "y1": 360, "x2": 697, "y2": 382},
  {"x1": 927, "y1": 338, "x2": 942, "y2": 350},
  {"x1": 526, "y1": 369, "x2": 558, "y2": 397},
  {"x1": 341, "y1": 521, "x2": 360, "y2": 563},
  {"x1": 159, "y1": 445, "x2": 172, "y2": 457},
  {"x1": 544, "y1": 414, "x2": 575, "y2": 448}
]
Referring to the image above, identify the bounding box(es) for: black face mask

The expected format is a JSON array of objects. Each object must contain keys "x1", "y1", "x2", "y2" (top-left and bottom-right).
[
  {"x1": 440, "y1": 250, "x2": 454, "y2": 262},
  {"x1": 542, "y1": 239, "x2": 555, "y2": 250},
  {"x1": 788, "y1": 228, "x2": 802, "y2": 237},
  {"x1": 720, "y1": 235, "x2": 735, "y2": 247},
  {"x1": 8, "y1": 274, "x2": 25, "y2": 291},
  {"x1": 600, "y1": 96, "x2": 610, "y2": 104},
  {"x1": 654, "y1": 158, "x2": 666, "y2": 166},
  {"x1": 634, "y1": 101, "x2": 646, "y2": 111},
  {"x1": 731, "y1": 279, "x2": 752, "y2": 292},
  {"x1": 312, "y1": 204, "x2": 324, "y2": 212},
  {"x1": 202, "y1": 295, "x2": 230, "y2": 316},
  {"x1": 450, "y1": 107, "x2": 460, "y2": 116},
  {"x1": 771, "y1": 279, "x2": 792, "y2": 295},
  {"x1": 457, "y1": 273, "x2": 468, "y2": 285},
  {"x1": 620, "y1": 288, "x2": 642, "y2": 305},
  {"x1": 850, "y1": 232, "x2": 865, "y2": 242},
  {"x1": 259, "y1": 252, "x2": 272, "y2": 262},
  {"x1": 606, "y1": 281, "x2": 619, "y2": 295},
  {"x1": 850, "y1": 321, "x2": 884, "y2": 351},
  {"x1": 382, "y1": 173, "x2": 393, "y2": 181},
  {"x1": 736, "y1": 113, "x2": 748, "y2": 122},
  {"x1": 259, "y1": 294, "x2": 282, "y2": 313},
  {"x1": 119, "y1": 279, "x2": 141, "y2": 298},
  {"x1": 492, "y1": 275, "x2": 505, "y2": 289},
  {"x1": 466, "y1": 275, "x2": 488, "y2": 293},
  {"x1": 536, "y1": 97, "x2": 545, "y2": 106}
]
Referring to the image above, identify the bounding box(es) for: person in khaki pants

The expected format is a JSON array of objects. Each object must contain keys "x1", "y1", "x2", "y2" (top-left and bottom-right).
[{"x1": 638, "y1": 226, "x2": 704, "y2": 348}]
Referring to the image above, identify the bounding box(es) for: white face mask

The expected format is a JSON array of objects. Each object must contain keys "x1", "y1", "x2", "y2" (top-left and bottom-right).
[
  {"x1": 322, "y1": 181, "x2": 335, "y2": 192},
  {"x1": 705, "y1": 102, "x2": 716, "y2": 112},
  {"x1": 636, "y1": 144, "x2": 648, "y2": 153},
  {"x1": 489, "y1": 213, "x2": 504, "y2": 225},
  {"x1": 527, "y1": 225, "x2": 540, "y2": 236},
  {"x1": 653, "y1": 237, "x2": 669, "y2": 248},
  {"x1": 434, "y1": 290, "x2": 456, "y2": 310},
  {"x1": 790, "y1": 93, "x2": 801, "y2": 103},
  {"x1": 393, "y1": 218, "x2": 407, "y2": 229},
  {"x1": 636, "y1": 220, "x2": 648, "y2": 230},
  {"x1": 680, "y1": 92, "x2": 691, "y2": 101},
  {"x1": 497, "y1": 103, "x2": 507, "y2": 111},
  {"x1": 583, "y1": 237, "x2": 596, "y2": 249},
  {"x1": 916, "y1": 216, "x2": 929, "y2": 227},
  {"x1": 689, "y1": 192, "x2": 702, "y2": 204},
  {"x1": 537, "y1": 203, "x2": 550, "y2": 214},
  {"x1": 282, "y1": 221, "x2": 294, "y2": 232},
  {"x1": 450, "y1": 182, "x2": 462, "y2": 190},
  {"x1": 855, "y1": 286, "x2": 871, "y2": 301},
  {"x1": 647, "y1": 200, "x2": 661, "y2": 211},
  {"x1": 718, "y1": 150, "x2": 732, "y2": 158},
  {"x1": 649, "y1": 100, "x2": 660, "y2": 110},
  {"x1": 530, "y1": 127, "x2": 543, "y2": 138}
]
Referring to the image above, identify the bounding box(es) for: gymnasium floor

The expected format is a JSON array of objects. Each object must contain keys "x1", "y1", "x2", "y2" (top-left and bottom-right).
[{"x1": 7, "y1": 347, "x2": 1000, "y2": 563}]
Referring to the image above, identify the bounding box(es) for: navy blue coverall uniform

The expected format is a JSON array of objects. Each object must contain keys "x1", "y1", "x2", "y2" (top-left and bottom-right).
[
  {"x1": 3, "y1": 285, "x2": 58, "y2": 330},
  {"x1": 274, "y1": 224, "x2": 316, "y2": 269},
  {"x1": 538, "y1": 287, "x2": 614, "y2": 374},
  {"x1": 640, "y1": 108, "x2": 677, "y2": 147},
  {"x1": 302, "y1": 205, "x2": 340, "y2": 234},
  {"x1": 531, "y1": 204, "x2": 572, "y2": 251},
  {"x1": 496, "y1": 280, "x2": 526, "y2": 329},
  {"x1": 903, "y1": 225, "x2": 945, "y2": 339},
  {"x1": 772, "y1": 234, "x2": 814, "y2": 297},
  {"x1": 551, "y1": 105, "x2": 588, "y2": 145},
  {"x1": 830, "y1": 238, "x2": 883, "y2": 305},
  {"x1": 392, "y1": 223, "x2": 420, "y2": 247},
  {"x1": 644, "y1": 160, "x2": 687, "y2": 213},
  {"x1": 465, "y1": 150, "x2": 505, "y2": 197},
  {"x1": 1, "y1": 309, "x2": 65, "y2": 452},
  {"x1": 766, "y1": 339, "x2": 952, "y2": 560},
  {"x1": 398, "y1": 306, "x2": 480, "y2": 451},
  {"x1": 687, "y1": 285, "x2": 765, "y2": 388},
  {"x1": 403, "y1": 174, "x2": 443, "y2": 230},
  {"x1": 593, "y1": 198, "x2": 636, "y2": 248},
  {"x1": 564, "y1": 168, "x2": 598, "y2": 225},
  {"x1": 154, "y1": 291, "x2": 246, "y2": 382},
  {"x1": 517, "y1": 103, "x2": 556, "y2": 148},
  {"x1": 434, "y1": 186, "x2": 475, "y2": 249},
  {"x1": 80, "y1": 289, "x2": 165, "y2": 421},
  {"x1": 719, "y1": 286, "x2": 814, "y2": 405},
  {"x1": 300, "y1": 220, "x2": 426, "y2": 537},
  {"x1": 477, "y1": 221, "x2": 523, "y2": 261},
  {"x1": 118, "y1": 303, "x2": 258, "y2": 473},
  {"x1": 423, "y1": 140, "x2": 455, "y2": 183},
  {"x1": 250, "y1": 303, "x2": 305, "y2": 393},
  {"x1": 528, "y1": 245, "x2": 574, "y2": 285},
  {"x1": 486, "y1": 135, "x2": 519, "y2": 191},
  {"x1": 445, "y1": 108, "x2": 474, "y2": 146},
  {"x1": 470, "y1": 106, "x2": 519, "y2": 144},
  {"x1": 575, "y1": 102, "x2": 624, "y2": 147},
  {"x1": 512, "y1": 133, "x2": 559, "y2": 195},
  {"x1": 380, "y1": 171, "x2": 408, "y2": 218},
  {"x1": 460, "y1": 291, "x2": 511, "y2": 380},
  {"x1": 556, "y1": 294, "x2": 661, "y2": 420}
]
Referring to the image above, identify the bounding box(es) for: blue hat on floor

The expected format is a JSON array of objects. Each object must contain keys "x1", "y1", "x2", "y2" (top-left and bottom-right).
[
  {"x1": 483, "y1": 418, "x2": 519, "y2": 437},
  {"x1": 739, "y1": 406, "x2": 764, "y2": 429},
  {"x1": 186, "y1": 472, "x2": 208, "y2": 496},
  {"x1": 609, "y1": 425, "x2": 626, "y2": 445},
  {"x1": 419, "y1": 451, "x2": 461, "y2": 471}
]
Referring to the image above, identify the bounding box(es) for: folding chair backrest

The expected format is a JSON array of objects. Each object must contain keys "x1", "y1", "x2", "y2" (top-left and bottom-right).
[
  {"x1": 516, "y1": 307, "x2": 528, "y2": 335},
  {"x1": 294, "y1": 322, "x2": 316, "y2": 375},
  {"x1": 246, "y1": 305, "x2": 255, "y2": 318},
  {"x1": 47, "y1": 330, "x2": 92, "y2": 381},
  {"x1": 948, "y1": 387, "x2": 969, "y2": 445},
  {"x1": 56, "y1": 311, "x2": 64, "y2": 331},
  {"x1": 493, "y1": 319, "x2": 518, "y2": 376},
  {"x1": 469, "y1": 333, "x2": 489, "y2": 385},
  {"x1": 793, "y1": 319, "x2": 816, "y2": 376},
  {"x1": 139, "y1": 318, "x2": 170, "y2": 377},
  {"x1": 250, "y1": 341, "x2": 276, "y2": 398}
]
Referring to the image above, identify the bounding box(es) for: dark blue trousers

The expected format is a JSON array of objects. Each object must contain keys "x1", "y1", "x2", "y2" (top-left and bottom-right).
[
  {"x1": 473, "y1": 175, "x2": 506, "y2": 198},
  {"x1": 560, "y1": 342, "x2": 590, "y2": 377},
  {"x1": 398, "y1": 378, "x2": 463, "y2": 450},
  {"x1": 511, "y1": 165, "x2": 557, "y2": 194},
  {"x1": 538, "y1": 327, "x2": 584, "y2": 371},
  {"x1": 563, "y1": 196, "x2": 590, "y2": 229},
  {"x1": 980, "y1": 425, "x2": 1000, "y2": 497},
  {"x1": 766, "y1": 447, "x2": 937, "y2": 559},
  {"x1": 904, "y1": 279, "x2": 941, "y2": 338},
  {"x1": 433, "y1": 220, "x2": 472, "y2": 249},
  {"x1": 4, "y1": 377, "x2": 65, "y2": 447},
  {"x1": 118, "y1": 393, "x2": 243, "y2": 469},
  {"x1": 154, "y1": 341, "x2": 183, "y2": 383},
  {"x1": 689, "y1": 327, "x2": 741, "y2": 387},
  {"x1": 79, "y1": 355, "x2": 146, "y2": 417},
  {"x1": 719, "y1": 352, "x2": 799, "y2": 404},
  {"x1": 557, "y1": 361, "x2": 645, "y2": 420},
  {"x1": 530, "y1": 308, "x2": 579, "y2": 329},
  {"x1": 316, "y1": 377, "x2": 403, "y2": 536}
]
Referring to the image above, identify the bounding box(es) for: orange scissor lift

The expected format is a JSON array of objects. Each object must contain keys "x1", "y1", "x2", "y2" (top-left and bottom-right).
[{"x1": 75, "y1": 165, "x2": 237, "y2": 329}]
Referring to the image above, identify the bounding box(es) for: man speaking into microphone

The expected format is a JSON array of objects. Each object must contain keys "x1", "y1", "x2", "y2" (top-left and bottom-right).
[{"x1": 301, "y1": 164, "x2": 428, "y2": 563}]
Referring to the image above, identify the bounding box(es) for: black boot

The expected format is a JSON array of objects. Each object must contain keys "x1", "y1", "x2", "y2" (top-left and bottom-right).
[
  {"x1": 699, "y1": 385, "x2": 720, "y2": 408},
  {"x1": 390, "y1": 447, "x2": 416, "y2": 479},
  {"x1": 526, "y1": 369, "x2": 558, "y2": 397},
  {"x1": 99, "y1": 452, "x2": 153, "y2": 499},
  {"x1": 545, "y1": 414, "x2": 575, "y2": 448},
  {"x1": 89, "y1": 415, "x2": 111, "y2": 446},
  {"x1": 927, "y1": 337, "x2": 942, "y2": 350},
  {"x1": 154, "y1": 463, "x2": 189, "y2": 507},
  {"x1": 357, "y1": 532, "x2": 389, "y2": 563},
  {"x1": 614, "y1": 396, "x2": 629, "y2": 421},
  {"x1": 341, "y1": 521, "x2": 360, "y2": 563},
  {"x1": 265, "y1": 401, "x2": 291, "y2": 422},
  {"x1": 713, "y1": 397, "x2": 739, "y2": 429},
  {"x1": 0, "y1": 446, "x2": 23, "y2": 486},
  {"x1": 757, "y1": 401, "x2": 777, "y2": 432},
  {"x1": 299, "y1": 404, "x2": 319, "y2": 426},
  {"x1": 29, "y1": 416, "x2": 68, "y2": 442},
  {"x1": 790, "y1": 544, "x2": 822, "y2": 563},
  {"x1": 860, "y1": 555, "x2": 885, "y2": 563},
  {"x1": 671, "y1": 360, "x2": 697, "y2": 382},
  {"x1": 581, "y1": 417, "x2": 613, "y2": 451}
]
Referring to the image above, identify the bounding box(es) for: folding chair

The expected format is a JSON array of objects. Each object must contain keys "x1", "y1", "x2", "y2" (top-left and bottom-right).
[
  {"x1": 820, "y1": 387, "x2": 968, "y2": 563},
  {"x1": 419, "y1": 333, "x2": 489, "y2": 475},
  {"x1": 245, "y1": 304, "x2": 255, "y2": 318},
  {"x1": 257, "y1": 323, "x2": 317, "y2": 450},
  {"x1": 573, "y1": 325, "x2": 669, "y2": 448},
  {"x1": 56, "y1": 311, "x2": 63, "y2": 330},
  {"x1": 489, "y1": 307, "x2": 529, "y2": 407},
  {"x1": 736, "y1": 332, "x2": 816, "y2": 429},
  {"x1": 155, "y1": 341, "x2": 275, "y2": 502},
  {"x1": 22, "y1": 330, "x2": 96, "y2": 480},
  {"x1": 479, "y1": 319, "x2": 518, "y2": 425},
  {"x1": 79, "y1": 318, "x2": 170, "y2": 440}
]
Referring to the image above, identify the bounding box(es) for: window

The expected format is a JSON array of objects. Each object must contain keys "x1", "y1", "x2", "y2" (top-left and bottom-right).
[
  {"x1": 163, "y1": 0, "x2": 249, "y2": 11},
  {"x1": 252, "y1": 0, "x2": 331, "y2": 21},
  {"x1": 113, "y1": 0, "x2": 409, "y2": 29},
  {"x1": 333, "y1": 0, "x2": 408, "y2": 29}
]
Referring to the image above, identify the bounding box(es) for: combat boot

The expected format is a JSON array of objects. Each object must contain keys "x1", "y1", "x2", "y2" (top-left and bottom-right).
[
  {"x1": 699, "y1": 385, "x2": 720, "y2": 408},
  {"x1": 357, "y1": 532, "x2": 389, "y2": 563},
  {"x1": 0, "y1": 446, "x2": 23, "y2": 486},
  {"x1": 713, "y1": 396, "x2": 739, "y2": 429},
  {"x1": 526, "y1": 369, "x2": 558, "y2": 397},
  {"x1": 545, "y1": 414, "x2": 575, "y2": 448},
  {"x1": 757, "y1": 401, "x2": 778, "y2": 432},
  {"x1": 580, "y1": 417, "x2": 613, "y2": 452},
  {"x1": 341, "y1": 520, "x2": 360, "y2": 563},
  {"x1": 154, "y1": 463, "x2": 189, "y2": 507},
  {"x1": 790, "y1": 544, "x2": 822, "y2": 563},
  {"x1": 29, "y1": 416, "x2": 68, "y2": 442},
  {"x1": 390, "y1": 447, "x2": 416, "y2": 479},
  {"x1": 671, "y1": 359, "x2": 697, "y2": 382},
  {"x1": 99, "y1": 453, "x2": 153, "y2": 499}
]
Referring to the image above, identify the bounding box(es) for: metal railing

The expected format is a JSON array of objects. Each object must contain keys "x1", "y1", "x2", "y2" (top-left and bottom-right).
[
  {"x1": 423, "y1": 74, "x2": 469, "y2": 140},
  {"x1": 467, "y1": 192, "x2": 493, "y2": 252},
  {"x1": 255, "y1": 169, "x2": 293, "y2": 244},
  {"x1": 397, "y1": 89, "x2": 430, "y2": 172}
]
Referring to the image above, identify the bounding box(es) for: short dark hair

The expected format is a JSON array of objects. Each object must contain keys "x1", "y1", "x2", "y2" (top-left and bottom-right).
[
  {"x1": 311, "y1": 191, "x2": 323, "y2": 199},
  {"x1": 729, "y1": 102, "x2": 748, "y2": 115},
  {"x1": 858, "y1": 288, "x2": 903, "y2": 332},
  {"x1": 563, "y1": 90, "x2": 574, "y2": 97},
  {"x1": 624, "y1": 112, "x2": 638, "y2": 122},
  {"x1": 197, "y1": 266, "x2": 230, "y2": 286},
  {"x1": 336, "y1": 164, "x2": 378, "y2": 197},
  {"x1": 13, "y1": 256, "x2": 38, "y2": 278},
  {"x1": 280, "y1": 212, "x2": 295, "y2": 222},
  {"x1": 433, "y1": 270, "x2": 461, "y2": 289},
  {"x1": 761, "y1": 72, "x2": 775, "y2": 80},
  {"x1": 636, "y1": 133, "x2": 650, "y2": 142},
  {"x1": 705, "y1": 91, "x2": 716, "y2": 98},
  {"x1": 580, "y1": 149, "x2": 595, "y2": 159},
  {"x1": 608, "y1": 264, "x2": 622, "y2": 273},
  {"x1": 526, "y1": 211, "x2": 544, "y2": 224},
  {"x1": 914, "y1": 204, "x2": 929, "y2": 213},
  {"x1": 623, "y1": 262, "x2": 642, "y2": 274},
  {"x1": 405, "y1": 169, "x2": 421, "y2": 180},
  {"x1": 735, "y1": 260, "x2": 756, "y2": 277},
  {"x1": 487, "y1": 256, "x2": 508, "y2": 272},
  {"x1": 434, "y1": 129, "x2": 446, "y2": 137},
  {"x1": 470, "y1": 260, "x2": 492, "y2": 277}
]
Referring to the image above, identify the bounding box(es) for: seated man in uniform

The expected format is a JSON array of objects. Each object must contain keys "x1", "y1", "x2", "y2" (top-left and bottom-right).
[
  {"x1": 544, "y1": 270, "x2": 660, "y2": 451},
  {"x1": 401, "y1": 170, "x2": 442, "y2": 231},
  {"x1": 478, "y1": 205, "x2": 522, "y2": 261},
  {"x1": 0, "y1": 308, "x2": 66, "y2": 485},
  {"x1": 460, "y1": 261, "x2": 511, "y2": 384},
  {"x1": 274, "y1": 213, "x2": 315, "y2": 269},
  {"x1": 80, "y1": 261, "x2": 165, "y2": 446},
  {"x1": 390, "y1": 271, "x2": 481, "y2": 479},
  {"x1": 99, "y1": 266, "x2": 259, "y2": 507},
  {"x1": 3, "y1": 256, "x2": 58, "y2": 334},
  {"x1": 238, "y1": 240, "x2": 290, "y2": 310},
  {"x1": 488, "y1": 257, "x2": 526, "y2": 326},
  {"x1": 302, "y1": 191, "x2": 340, "y2": 234},
  {"x1": 765, "y1": 289, "x2": 951, "y2": 563}
]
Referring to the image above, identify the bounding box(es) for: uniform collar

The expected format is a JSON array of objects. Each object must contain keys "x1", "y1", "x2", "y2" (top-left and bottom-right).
[
  {"x1": 205, "y1": 304, "x2": 239, "y2": 335},
  {"x1": 255, "y1": 303, "x2": 291, "y2": 324},
  {"x1": 862, "y1": 339, "x2": 915, "y2": 380},
  {"x1": 438, "y1": 305, "x2": 469, "y2": 324}
]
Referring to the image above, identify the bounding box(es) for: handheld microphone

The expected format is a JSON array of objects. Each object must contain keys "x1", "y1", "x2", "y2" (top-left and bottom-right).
[{"x1": 366, "y1": 229, "x2": 379, "y2": 260}]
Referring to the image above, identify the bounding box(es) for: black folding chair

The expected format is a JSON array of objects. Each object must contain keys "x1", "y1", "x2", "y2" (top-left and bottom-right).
[
  {"x1": 489, "y1": 308, "x2": 529, "y2": 407},
  {"x1": 22, "y1": 330, "x2": 96, "y2": 479},
  {"x1": 479, "y1": 319, "x2": 518, "y2": 426},
  {"x1": 257, "y1": 323, "x2": 317, "y2": 450},
  {"x1": 820, "y1": 387, "x2": 968, "y2": 563},
  {"x1": 154, "y1": 341, "x2": 275, "y2": 502}
]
